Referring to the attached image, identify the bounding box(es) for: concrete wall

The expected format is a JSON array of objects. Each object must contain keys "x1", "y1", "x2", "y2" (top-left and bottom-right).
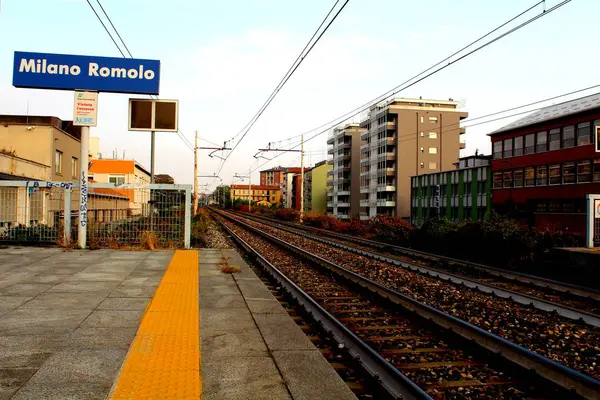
[
  {"x1": 51, "y1": 127, "x2": 81, "y2": 181},
  {"x1": 310, "y1": 163, "x2": 331, "y2": 214},
  {"x1": 0, "y1": 125, "x2": 53, "y2": 167},
  {"x1": 0, "y1": 153, "x2": 50, "y2": 181}
]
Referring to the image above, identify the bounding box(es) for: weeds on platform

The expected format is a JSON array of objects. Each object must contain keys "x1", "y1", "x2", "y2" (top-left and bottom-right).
[{"x1": 219, "y1": 255, "x2": 240, "y2": 273}]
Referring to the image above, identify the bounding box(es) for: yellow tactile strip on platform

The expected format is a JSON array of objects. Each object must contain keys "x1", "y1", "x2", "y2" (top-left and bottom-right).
[{"x1": 110, "y1": 250, "x2": 201, "y2": 399}]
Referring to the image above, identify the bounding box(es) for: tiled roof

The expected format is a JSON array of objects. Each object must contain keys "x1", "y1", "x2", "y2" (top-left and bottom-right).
[{"x1": 490, "y1": 92, "x2": 600, "y2": 135}]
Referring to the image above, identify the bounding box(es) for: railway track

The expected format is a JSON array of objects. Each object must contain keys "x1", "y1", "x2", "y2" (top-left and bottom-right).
[
  {"x1": 231, "y1": 211, "x2": 600, "y2": 327},
  {"x1": 236, "y1": 211, "x2": 600, "y2": 309},
  {"x1": 212, "y1": 209, "x2": 598, "y2": 399}
]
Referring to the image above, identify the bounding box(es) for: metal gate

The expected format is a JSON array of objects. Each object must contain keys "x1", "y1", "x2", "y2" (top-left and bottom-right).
[{"x1": 0, "y1": 181, "x2": 191, "y2": 248}]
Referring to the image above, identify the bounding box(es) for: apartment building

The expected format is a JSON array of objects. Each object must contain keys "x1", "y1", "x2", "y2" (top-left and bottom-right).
[
  {"x1": 490, "y1": 92, "x2": 600, "y2": 237},
  {"x1": 280, "y1": 167, "x2": 304, "y2": 208},
  {"x1": 230, "y1": 184, "x2": 281, "y2": 206},
  {"x1": 359, "y1": 98, "x2": 468, "y2": 219},
  {"x1": 326, "y1": 124, "x2": 364, "y2": 219},
  {"x1": 411, "y1": 155, "x2": 491, "y2": 226},
  {"x1": 260, "y1": 167, "x2": 284, "y2": 186},
  {"x1": 304, "y1": 160, "x2": 332, "y2": 214}
]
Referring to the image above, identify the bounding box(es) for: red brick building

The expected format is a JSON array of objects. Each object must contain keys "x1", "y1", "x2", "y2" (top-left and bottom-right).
[{"x1": 489, "y1": 93, "x2": 600, "y2": 237}]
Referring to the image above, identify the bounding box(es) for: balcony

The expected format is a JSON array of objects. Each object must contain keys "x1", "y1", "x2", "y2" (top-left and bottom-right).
[
  {"x1": 327, "y1": 148, "x2": 334, "y2": 154},
  {"x1": 327, "y1": 136, "x2": 335, "y2": 144},
  {"x1": 337, "y1": 202, "x2": 351, "y2": 208},
  {"x1": 327, "y1": 170, "x2": 334, "y2": 176},
  {"x1": 360, "y1": 200, "x2": 369, "y2": 207},
  {"x1": 378, "y1": 152, "x2": 396, "y2": 161},
  {"x1": 377, "y1": 200, "x2": 396, "y2": 207},
  {"x1": 377, "y1": 186, "x2": 396, "y2": 192},
  {"x1": 338, "y1": 214, "x2": 350, "y2": 220},
  {"x1": 337, "y1": 190, "x2": 350, "y2": 196},
  {"x1": 385, "y1": 167, "x2": 395, "y2": 176},
  {"x1": 385, "y1": 137, "x2": 395, "y2": 146},
  {"x1": 386, "y1": 121, "x2": 396, "y2": 130},
  {"x1": 327, "y1": 202, "x2": 334, "y2": 208},
  {"x1": 342, "y1": 142, "x2": 352, "y2": 149}
]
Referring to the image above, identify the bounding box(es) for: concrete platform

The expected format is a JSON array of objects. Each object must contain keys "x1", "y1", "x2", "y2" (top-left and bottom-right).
[
  {"x1": 0, "y1": 247, "x2": 172, "y2": 400},
  {"x1": 200, "y1": 249, "x2": 356, "y2": 400},
  {"x1": 0, "y1": 246, "x2": 356, "y2": 399}
]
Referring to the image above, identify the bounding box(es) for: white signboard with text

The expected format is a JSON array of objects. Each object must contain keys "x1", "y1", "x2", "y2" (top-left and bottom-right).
[{"x1": 73, "y1": 91, "x2": 98, "y2": 126}]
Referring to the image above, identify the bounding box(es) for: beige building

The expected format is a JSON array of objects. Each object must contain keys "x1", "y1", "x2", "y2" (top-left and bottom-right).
[
  {"x1": 326, "y1": 124, "x2": 365, "y2": 218},
  {"x1": 0, "y1": 115, "x2": 128, "y2": 233},
  {"x1": 359, "y1": 98, "x2": 468, "y2": 219}
]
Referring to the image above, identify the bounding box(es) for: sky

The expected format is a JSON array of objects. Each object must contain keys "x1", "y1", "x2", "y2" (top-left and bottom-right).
[{"x1": 1, "y1": 0, "x2": 599, "y2": 192}]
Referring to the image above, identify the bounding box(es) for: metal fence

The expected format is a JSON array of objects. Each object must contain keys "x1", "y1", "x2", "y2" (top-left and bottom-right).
[{"x1": 0, "y1": 181, "x2": 191, "y2": 248}]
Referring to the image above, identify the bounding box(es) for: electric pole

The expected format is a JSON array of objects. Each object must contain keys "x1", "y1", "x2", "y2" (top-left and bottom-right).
[
  {"x1": 194, "y1": 131, "x2": 199, "y2": 214},
  {"x1": 300, "y1": 135, "x2": 305, "y2": 222},
  {"x1": 249, "y1": 168, "x2": 252, "y2": 213}
]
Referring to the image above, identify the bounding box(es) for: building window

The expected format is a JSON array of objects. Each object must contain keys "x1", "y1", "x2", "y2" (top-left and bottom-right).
[
  {"x1": 549, "y1": 128, "x2": 561, "y2": 151},
  {"x1": 493, "y1": 172, "x2": 503, "y2": 189},
  {"x1": 420, "y1": 162, "x2": 424, "y2": 169},
  {"x1": 429, "y1": 132, "x2": 437, "y2": 139},
  {"x1": 55, "y1": 150, "x2": 63, "y2": 174},
  {"x1": 503, "y1": 138, "x2": 513, "y2": 158},
  {"x1": 525, "y1": 134, "x2": 535, "y2": 154},
  {"x1": 109, "y1": 175, "x2": 126, "y2": 185},
  {"x1": 420, "y1": 147, "x2": 424, "y2": 153},
  {"x1": 594, "y1": 160, "x2": 600, "y2": 182},
  {"x1": 563, "y1": 162, "x2": 575, "y2": 183},
  {"x1": 493, "y1": 141, "x2": 502, "y2": 159},
  {"x1": 503, "y1": 171, "x2": 513, "y2": 188},
  {"x1": 514, "y1": 169, "x2": 523, "y2": 187},
  {"x1": 524, "y1": 167, "x2": 535, "y2": 186},
  {"x1": 562, "y1": 125, "x2": 575, "y2": 148},
  {"x1": 71, "y1": 157, "x2": 78, "y2": 178},
  {"x1": 536, "y1": 165, "x2": 547, "y2": 186},
  {"x1": 429, "y1": 161, "x2": 437, "y2": 170},
  {"x1": 577, "y1": 160, "x2": 591, "y2": 183},
  {"x1": 429, "y1": 116, "x2": 438, "y2": 123},
  {"x1": 536, "y1": 131, "x2": 547, "y2": 153},
  {"x1": 420, "y1": 116, "x2": 424, "y2": 123},
  {"x1": 577, "y1": 122, "x2": 591, "y2": 146},
  {"x1": 429, "y1": 147, "x2": 438, "y2": 154},
  {"x1": 549, "y1": 164, "x2": 561, "y2": 185},
  {"x1": 514, "y1": 136, "x2": 523, "y2": 156}
]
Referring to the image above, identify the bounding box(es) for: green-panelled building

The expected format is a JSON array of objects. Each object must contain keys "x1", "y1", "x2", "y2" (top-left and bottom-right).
[
  {"x1": 304, "y1": 160, "x2": 332, "y2": 214},
  {"x1": 410, "y1": 155, "x2": 492, "y2": 226}
]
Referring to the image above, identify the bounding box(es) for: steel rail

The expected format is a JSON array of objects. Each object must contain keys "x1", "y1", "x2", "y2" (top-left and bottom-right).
[
  {"x1": 235, "y1": 211, "x2": 600, "y2": 301},
  {"x1": 213, "y1": 212, "x2": 432, "y2": 400},
  {"x1": 216, "y1": 209, "x2": 600, "y2": 399},
  {"x1": 232, "y1": 211, "x2": 600, "y2": 327}
]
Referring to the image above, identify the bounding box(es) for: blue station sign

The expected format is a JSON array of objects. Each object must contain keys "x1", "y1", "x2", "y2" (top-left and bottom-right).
[{"x1": 12, "y1": 51, "x2": 161, "y2": 95}]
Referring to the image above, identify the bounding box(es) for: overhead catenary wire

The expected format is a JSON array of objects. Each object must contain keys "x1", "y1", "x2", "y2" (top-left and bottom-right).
[
  {"x1": 267, "y1": 0, "x2": 560, "y2": 149},
  {"x1": 256, "y1": 0, "x2": 571, "y2": 160},
  {"x1": 247, "y1": 84, "x2": 600, "y2": 176},
  {"x1": 216, "y1": 0, "x2": 351, "y2": 176},
  {"x1": 86, "y1": 0, "x2": 197, "y2": 153}
]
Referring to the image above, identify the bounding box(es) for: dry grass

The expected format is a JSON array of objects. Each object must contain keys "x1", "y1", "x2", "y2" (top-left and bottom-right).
[
  {"x1": 219, "y1": 255, "x2": 240, "y2": 273},
  {"x1": 141, "y1": 231, "x2": 159, "y2": 250}
]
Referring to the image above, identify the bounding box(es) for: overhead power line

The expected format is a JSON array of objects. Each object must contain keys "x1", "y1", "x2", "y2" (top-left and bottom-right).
[
  {"x1": 86, "y1": 0, "x2": 196, "y2": 153},
  {"x1": 216, "y1": 0, "x2": 351, "y2": 176},
  {"x1": 260, "y1": 0, "x2": 570, "y2": 157},
  {"x1": 248, "y1": 84, "x2": 599, "y2": 175}
]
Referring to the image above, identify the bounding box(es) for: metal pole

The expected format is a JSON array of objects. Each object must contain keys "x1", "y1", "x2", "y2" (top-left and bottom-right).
[
  {"x1": 150, "y1": 130, "x2": 155, "y2": 231},
  {"x1": 184, "y1": 186, "x2": 191, "y2": 249},
  {"x1": 64, "y1": 187, "x2": 72, "y2": 245},
  {"x1": 300, "y1": 134, "x2": 305, "y2": 222},
  {"x1": 78, "y1": 126, "x2": 90, "y2": 249},
  {"x1": 194, "y1": 131, "x2": 199, "y2": 214},
  {"x1": 249, "y1": 168, "x2": 252, "y2": 213}
]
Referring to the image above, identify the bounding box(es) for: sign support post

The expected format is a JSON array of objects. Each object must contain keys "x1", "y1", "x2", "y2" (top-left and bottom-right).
[
  {"x1": 72, "y1": 90, "x2": 98, "y2": 249},
  {"x1": 78, "y1": 125, "x2": 89, "y2": 248}
]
